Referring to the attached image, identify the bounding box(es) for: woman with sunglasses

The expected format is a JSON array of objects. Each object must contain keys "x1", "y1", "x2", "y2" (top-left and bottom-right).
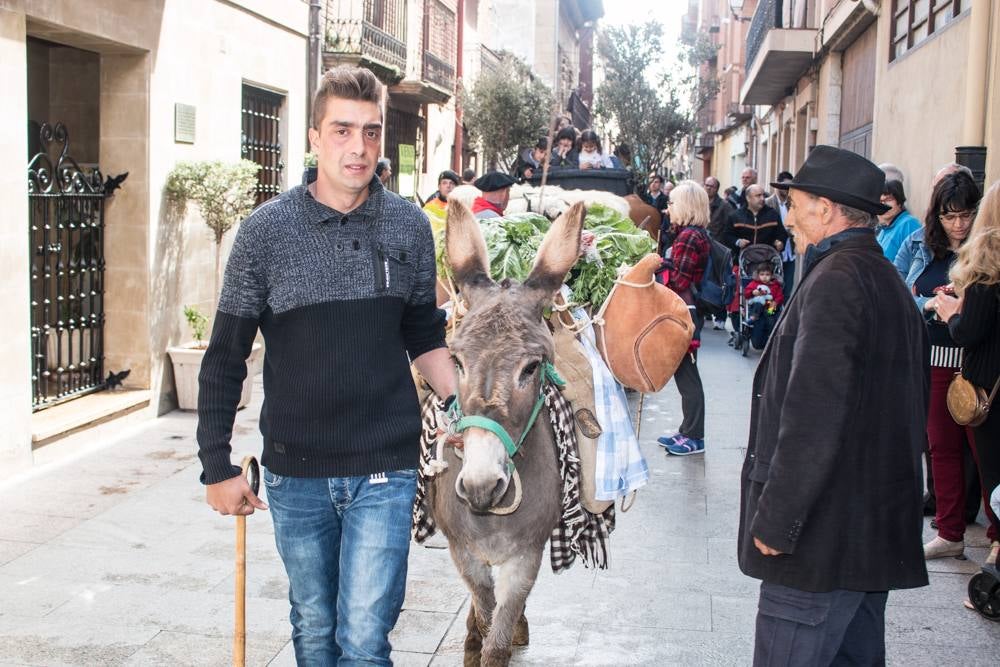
[{"x1": 895, "y1": 171, "x2": 984, "y2": 560}]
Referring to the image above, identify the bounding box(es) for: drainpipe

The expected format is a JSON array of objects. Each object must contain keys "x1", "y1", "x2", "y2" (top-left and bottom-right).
[
  {"x1": 452, "y1": 0, "x2": 465, "y2": 172},
  {"x1": 956, "y1": 0, "x2": 990, "y2": 191},
  {"x1": 307, "y1": 0, "x2": 322, "y2": 134}
]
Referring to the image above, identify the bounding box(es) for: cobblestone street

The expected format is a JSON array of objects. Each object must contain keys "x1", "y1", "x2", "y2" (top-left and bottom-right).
[{"x1": 1, "y1": 329, "x2": 998, "y2": 666}]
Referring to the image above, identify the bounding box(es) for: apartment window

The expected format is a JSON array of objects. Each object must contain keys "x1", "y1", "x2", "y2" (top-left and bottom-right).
[
  {"x1": 241, "y1": 85, "x2": 285, "y2": 206},
  {"x1": 890, "y1": 0, "x2": 968, "y2": 61}
]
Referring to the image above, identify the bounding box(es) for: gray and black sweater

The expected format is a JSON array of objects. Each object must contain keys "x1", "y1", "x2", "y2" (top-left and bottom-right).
[{"x1": 196, "y1": 178, "x2": 446, "y2": 484}]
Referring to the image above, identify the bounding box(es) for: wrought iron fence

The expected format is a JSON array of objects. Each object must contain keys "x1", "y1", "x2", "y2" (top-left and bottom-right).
[
  {"x1": 325, "y1": 0, "x2": 407, "y2": 72},
  {"x1": 27, "y1": 122, "x2": 107, "y2": 410}
]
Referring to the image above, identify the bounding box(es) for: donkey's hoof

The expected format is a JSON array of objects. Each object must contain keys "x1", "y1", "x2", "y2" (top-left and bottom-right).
[
  {"x1": 512, "y1": 614, "x2": 529, "y2": 646},
  {"x1": 481, "y1": 646, "x2": 512, "y2": 667},
  {"x1": 463, "y1": 649, "x2": 482, "y2": 667}
]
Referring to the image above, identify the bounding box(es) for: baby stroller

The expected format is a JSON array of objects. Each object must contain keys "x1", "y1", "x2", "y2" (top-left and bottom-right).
[
  {"x1": 968, "y1": 484, "x2": 1000, "y2": 621},
  {"x1": 732, "y1": 244, "x2": 784, "y2": 356}
]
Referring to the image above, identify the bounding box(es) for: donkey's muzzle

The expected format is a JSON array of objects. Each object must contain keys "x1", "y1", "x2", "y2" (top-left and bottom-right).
[{"x1": 456, "y1": 475, "x2": 508, "y2": 513}]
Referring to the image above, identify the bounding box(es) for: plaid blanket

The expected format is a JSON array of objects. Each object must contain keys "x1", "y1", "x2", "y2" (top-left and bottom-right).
[{"x1": 411, "y1": 384, "x2": 615, "y2": 573}]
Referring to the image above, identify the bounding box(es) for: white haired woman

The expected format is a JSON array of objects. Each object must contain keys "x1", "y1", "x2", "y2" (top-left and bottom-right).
[{"x1": 656, "y1": 180, "x2": 711, "y2": 455}]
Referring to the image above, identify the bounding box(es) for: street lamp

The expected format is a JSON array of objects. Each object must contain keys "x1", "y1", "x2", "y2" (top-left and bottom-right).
[{"x1": 729, "y1": 0, "x2": 751, "y2": 22}]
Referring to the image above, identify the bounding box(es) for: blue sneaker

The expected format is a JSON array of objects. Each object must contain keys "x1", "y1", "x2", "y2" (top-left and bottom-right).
[
  {"x1": 666, "y1": 436, "x2": 705, "y2": 456},
  {"x1": 657, "y1": 433, "x2": 681, "y2": 448}
]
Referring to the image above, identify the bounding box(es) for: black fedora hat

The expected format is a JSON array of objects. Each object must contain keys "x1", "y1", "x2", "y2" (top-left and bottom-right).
[{"x1": 771, "y1": 145, "x2": 890, "y2": 215}]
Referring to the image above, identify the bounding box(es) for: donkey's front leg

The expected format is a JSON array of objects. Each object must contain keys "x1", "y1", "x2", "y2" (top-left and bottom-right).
[
  {"x1": 450, "y1": 547, "x2": 496, "y2": 667},
  {"x1": 482, "y1": 550, "x2": 544, "y2": 667}
]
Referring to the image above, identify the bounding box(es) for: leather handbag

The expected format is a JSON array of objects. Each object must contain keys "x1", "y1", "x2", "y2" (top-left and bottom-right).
[
  {"x1": 592, "y1": 253, "x2": 694, "y2": 393},
  {"x1": 947, "y1": 373, "x2": 1000, "y2": 427}
]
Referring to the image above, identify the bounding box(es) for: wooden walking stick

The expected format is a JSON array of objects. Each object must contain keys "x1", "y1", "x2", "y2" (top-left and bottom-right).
[{"x1": 234, "y1": 455, "x2": 260, "y2": 667}]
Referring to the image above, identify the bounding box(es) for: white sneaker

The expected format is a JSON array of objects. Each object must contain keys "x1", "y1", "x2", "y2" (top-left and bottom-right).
[{"x1": 923, "y1": 536, "x2": 964, "y2": 559}]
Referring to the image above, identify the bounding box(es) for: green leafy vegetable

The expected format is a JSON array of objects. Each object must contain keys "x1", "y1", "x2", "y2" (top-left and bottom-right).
[{"x1": 435, "y1": 205, "x2": 654, "y2": 308}]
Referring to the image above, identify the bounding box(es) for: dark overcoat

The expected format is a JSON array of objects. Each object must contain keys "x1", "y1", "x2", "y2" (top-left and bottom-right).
[{"x1": 737, "y1": 229, "x2": 930, "y2": 593}]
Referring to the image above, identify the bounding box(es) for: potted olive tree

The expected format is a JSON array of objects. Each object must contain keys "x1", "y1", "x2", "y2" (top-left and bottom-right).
[{"x1": 165, "y1": 160, "x2": 263, "y2": 410}]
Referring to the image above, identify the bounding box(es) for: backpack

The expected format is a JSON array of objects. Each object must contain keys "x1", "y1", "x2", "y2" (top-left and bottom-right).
[{"x1": 691, "y1": 228, "x2": 734, "y2": 313}]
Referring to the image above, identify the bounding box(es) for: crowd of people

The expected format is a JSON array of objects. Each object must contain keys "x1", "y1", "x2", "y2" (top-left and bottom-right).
[{"x1": 651, "y1": 147, "x2": 1000, "y2": 659}]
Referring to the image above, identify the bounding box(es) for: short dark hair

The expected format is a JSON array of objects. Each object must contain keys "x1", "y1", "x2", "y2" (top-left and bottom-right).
[
  {"x1": 614, "y1": 143, "x2": 631, "y2": 159},
  {"x1": 756, "y1": 263, "x2": 773, "y2": 275},
  {"x1": 312, "y1": 66, "x2": 384, "y2": 129},
  {"x1": 462, "y1": 168, "x2": 475, "y2": 181},
  {"x1": 924, "y1": 171, "x2": 981, "y2": 259},
  {"x1": 375, "y1": 158, "x2": 390, "y2": 176},
  {"x1": 555, "y1": 127, "x2": 577, "y2": 144},
  {"x1": 534, "y1": 137, "x2": 549, "y2": 151},
  {"x1": 882, "y1": 179, "x2": 906, "y2": 206}
]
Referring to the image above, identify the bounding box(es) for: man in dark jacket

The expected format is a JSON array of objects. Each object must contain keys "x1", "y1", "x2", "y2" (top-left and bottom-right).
[
  {"x1": 724, "y1": 184, "x2": 787, "y2": 254},
  {"x1": 704, "y1": 176, "x2": 732, "y2": 239},
  {"x1": 723, "y1": 184, "x2": 787, "y2": 333},
  {"x1": 738, "y1": 146, "x2": 929, "y2": 665}
]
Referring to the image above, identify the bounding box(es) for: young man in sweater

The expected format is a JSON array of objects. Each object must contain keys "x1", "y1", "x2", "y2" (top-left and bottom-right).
[{"x1": 196, "y1": 66, "x2": 456, "y2": 664}]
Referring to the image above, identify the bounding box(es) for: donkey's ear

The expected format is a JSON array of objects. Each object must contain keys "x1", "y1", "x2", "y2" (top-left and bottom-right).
[
  {"x1": 524, "y1": 201, "x2": 586, "y2": 295},
  {"x1": 446, "y1": 198, "x2": 494, "y2": 293}
]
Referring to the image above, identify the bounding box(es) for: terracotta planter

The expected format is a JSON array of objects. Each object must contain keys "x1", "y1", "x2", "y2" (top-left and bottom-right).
[{"x1": 167, "y1": 341, "x2": 263, "y2": 411}]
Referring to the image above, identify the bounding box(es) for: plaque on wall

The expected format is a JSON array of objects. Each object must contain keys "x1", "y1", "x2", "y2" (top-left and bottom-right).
[{"x1": 174, "y1": 103, "x2": 196, "y2": 144}]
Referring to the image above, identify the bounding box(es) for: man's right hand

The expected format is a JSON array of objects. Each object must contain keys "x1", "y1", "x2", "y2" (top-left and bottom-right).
[{"x1": 206, "y1": 475, "x2": 268, "y2": 516}]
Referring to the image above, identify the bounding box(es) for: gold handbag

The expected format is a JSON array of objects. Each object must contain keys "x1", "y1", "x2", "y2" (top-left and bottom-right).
[{"x1": 946, "y1": 373, "x2": 1000, "y2": 427}]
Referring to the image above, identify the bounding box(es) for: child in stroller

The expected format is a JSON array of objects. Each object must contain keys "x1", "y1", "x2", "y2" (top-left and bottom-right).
[{"x1": 733, "y1": 246, "x2": 784, "y2": 354}]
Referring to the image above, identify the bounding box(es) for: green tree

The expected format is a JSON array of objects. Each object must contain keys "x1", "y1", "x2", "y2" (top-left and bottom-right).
[
  {"x1": 594, "y1": 22, "x2": 709, "y2": 182},
  {"x1": 462, "y1": 52, "x2": 554, "y2": 172},
  {"x1": 165, "y1": 159, "x2": 260, "y2": 311}
]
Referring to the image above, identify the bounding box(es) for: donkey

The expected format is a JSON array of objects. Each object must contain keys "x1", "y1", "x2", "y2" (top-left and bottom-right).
[{"x1": 427, "y1": 198, "x2": 586, "y2": 667}]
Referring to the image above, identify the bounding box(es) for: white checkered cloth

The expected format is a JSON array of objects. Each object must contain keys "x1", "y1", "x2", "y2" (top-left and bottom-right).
[
  {"x1": 411, "y1": 385, "x2": 615, "y2": 573},
  {"x1": 576, "y1": 316, "x2": 650, "y2": 501}
]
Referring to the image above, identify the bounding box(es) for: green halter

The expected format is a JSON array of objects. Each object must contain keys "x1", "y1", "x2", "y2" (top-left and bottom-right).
[{"x1": 447, "y1": 361, "x2": 565, "y2": 470}]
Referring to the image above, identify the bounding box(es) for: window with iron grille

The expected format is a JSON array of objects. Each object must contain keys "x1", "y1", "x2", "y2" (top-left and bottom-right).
[
  {"x1": 423, "y1": 0, "x2": 456, "y2": 91},
  {"x1": 890, "y1": 0, "x2": 968, "y2": 62},
  {"x1": 241, "y1": 85, "x2": 285, "y2": 207},
  {"x1": 365, "y1": 0, "x2": 405, "y2": 37}
]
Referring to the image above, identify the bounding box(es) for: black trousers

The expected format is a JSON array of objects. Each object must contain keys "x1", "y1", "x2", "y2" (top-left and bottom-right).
[
  {"x1": 754, "y1": 582, "x2": 888, "y2": 667},
  {"x1": 675, "y1": 310, "x2": 705, "y2": 440},
  {"x1": 972, "y1": 405, "x2": 1000, "y2": 537}
]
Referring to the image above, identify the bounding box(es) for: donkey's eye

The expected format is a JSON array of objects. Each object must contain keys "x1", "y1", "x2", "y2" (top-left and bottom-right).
[{"x1": 519, "y1": 361, "x2": 540, "y2": 383}]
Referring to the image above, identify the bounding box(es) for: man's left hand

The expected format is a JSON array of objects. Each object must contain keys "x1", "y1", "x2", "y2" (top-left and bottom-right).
[{"x1": 754, "y1": 536, "x2": 783, "y2": 556}]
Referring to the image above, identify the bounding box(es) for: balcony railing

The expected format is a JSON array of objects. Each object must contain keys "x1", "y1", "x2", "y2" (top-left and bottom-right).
[
  {"x1": 480, "y1": 45, "x2": 502, "y2": 78},
  {"x1": 325, "y1": 0, "x2": 407, "y2": 73},
  {"x1": 422, "y1": 51, "x2": 455, "y2": 91},
  {"x1": 747, "y1": 0, "x2": 812, "y2": 72},
  {"x1": 421, "y1": 0, "x2": 455, "y2": 92}
]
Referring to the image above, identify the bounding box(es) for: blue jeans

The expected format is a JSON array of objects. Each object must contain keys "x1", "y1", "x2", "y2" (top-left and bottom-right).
[{"x1": 264, "y1": 467, "x2": 417, "y2": 666}]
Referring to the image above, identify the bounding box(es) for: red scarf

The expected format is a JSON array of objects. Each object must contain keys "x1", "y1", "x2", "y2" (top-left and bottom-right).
[{"x1": 472, "y1": 197, "x2": 504, "y2": 217}]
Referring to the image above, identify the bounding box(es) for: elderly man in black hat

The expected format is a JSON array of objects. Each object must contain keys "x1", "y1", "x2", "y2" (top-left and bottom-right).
[
  {"x1": 738, "y1": 145, "x2": 928, "y2": 665},
  {"x1": 471, "y1": 171, "x2": 516, "y2": 219}
]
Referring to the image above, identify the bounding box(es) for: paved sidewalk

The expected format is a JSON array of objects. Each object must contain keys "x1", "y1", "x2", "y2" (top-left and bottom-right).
[{"x1": 1, "y1": 330, "x2": 998, "y2": 666}]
